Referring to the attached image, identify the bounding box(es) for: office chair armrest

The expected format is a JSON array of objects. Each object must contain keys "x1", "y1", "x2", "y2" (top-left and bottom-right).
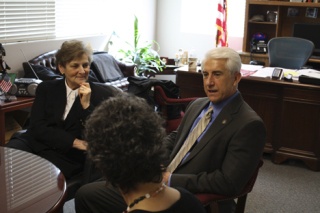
[
  {"x1": 195, "y1": 193, "x2": 229, "y2": 205},
  {"x1": 195, "y1": 160, "x2": 263, "y2": 207},
  {"x1": 154, "y1": 85, "x2": 197, "y2": 105},
  {"x1": 162, "y1": 97, "x2": 197, "y2": 105}
]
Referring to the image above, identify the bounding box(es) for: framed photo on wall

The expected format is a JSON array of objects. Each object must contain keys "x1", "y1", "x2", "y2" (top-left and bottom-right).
[
  {"x1": 287, "y1": 8, "x2": 299, "y2": 17},
  {"x1": 305, "y1": 8, "x2": 318, "y2": 18}
]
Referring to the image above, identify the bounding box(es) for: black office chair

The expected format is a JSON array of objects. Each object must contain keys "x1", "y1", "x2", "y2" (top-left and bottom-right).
[{"x1": 267, "y1": 37, "x2": 314, "y2": 69}]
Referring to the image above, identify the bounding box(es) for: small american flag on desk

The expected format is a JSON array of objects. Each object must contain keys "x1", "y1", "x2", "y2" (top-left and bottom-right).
[{"x1": 0, "y1": 73, "x2": 13, "y2": 93}]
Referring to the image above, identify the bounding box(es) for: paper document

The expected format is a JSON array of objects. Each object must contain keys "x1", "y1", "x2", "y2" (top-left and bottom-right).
[
  {"x1": 298, "y1": 69, "x2": 320, "y2": 79},
  {"x1": 240, "y1": 64, "x2": 263, "y2": 77},
  {"x1": 283, "y1": 69, "x2": 299, "y2": 77},
  {"x1": 250, "y1": 67, "x2": 274, "y2": 78},
  {"x1": 241, "y1": 64, "x2": 263, "y2": 71},
  {"x1": 174, "y1": 65, "x2": 188, "y2": 71}
]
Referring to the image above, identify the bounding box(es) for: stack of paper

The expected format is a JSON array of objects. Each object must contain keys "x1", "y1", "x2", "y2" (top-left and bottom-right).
[
  {"x1": 298, "y1": 69, "x2": 320, "y2": 79},
  {"x1": 240, "y1": 64, "x2": 263, "y2": 77},
  {"x1": 250, "y1": 67, "x2": 274, "y2": 78}
]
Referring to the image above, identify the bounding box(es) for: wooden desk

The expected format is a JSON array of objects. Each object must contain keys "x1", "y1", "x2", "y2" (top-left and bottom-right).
[
  {"x1": 0, "y1": 97, "x2": 34, "y2": 145},
  {"x1": 0, "y1": 147, "x2": 66, "y2": 213},
  {"x1": 239, "y1": 52, "x2": 320, "y2": 70},
  {"x1": 176, "y1": 71, "x2": 320, "y2": 171}
]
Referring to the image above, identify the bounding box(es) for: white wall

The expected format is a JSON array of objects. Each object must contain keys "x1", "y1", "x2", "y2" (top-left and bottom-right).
[
  {"x1": 156, "y1": 0, "x2": 245, "y2": 61},
  {"x1": 3, "y1": 0, "x2": 246, "y2": 77}
]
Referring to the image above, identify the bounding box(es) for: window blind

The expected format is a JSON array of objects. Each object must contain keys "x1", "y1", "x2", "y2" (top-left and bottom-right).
[{"x1": 0, "y1": 0, "x2": 55, "y2": 43}]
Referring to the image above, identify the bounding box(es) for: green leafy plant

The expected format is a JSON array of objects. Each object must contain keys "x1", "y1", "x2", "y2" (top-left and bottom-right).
[{"x1": 118, "y1": 16, "x2": 165, "y2": 76}]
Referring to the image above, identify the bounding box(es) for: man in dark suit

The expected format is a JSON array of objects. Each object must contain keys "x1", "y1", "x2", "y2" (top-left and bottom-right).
[
  {"x1": 6, "y1": 40, "x2": 121, "y2": 179},
  {"x1": 74, "y1": 47, "x2": 266, "y2": 213}
]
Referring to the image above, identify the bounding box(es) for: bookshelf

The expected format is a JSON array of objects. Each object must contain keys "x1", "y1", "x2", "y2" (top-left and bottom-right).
[{"x1": 241, "y1": 0, "x2": 320, "y2": 67}]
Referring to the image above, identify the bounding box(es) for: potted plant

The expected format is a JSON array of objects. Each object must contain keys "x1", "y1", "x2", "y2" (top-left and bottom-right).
[{"x1": 118, "y1": 16, "x2": 165, "y2": 76}]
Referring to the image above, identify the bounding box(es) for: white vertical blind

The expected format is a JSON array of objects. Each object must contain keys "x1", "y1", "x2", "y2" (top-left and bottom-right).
[
  {"x1": 0, "y1": 0, "x2": 55, "y2": 43},
  {"x1": 0, "y1": 0, "x2": 154, "y2": 44}
]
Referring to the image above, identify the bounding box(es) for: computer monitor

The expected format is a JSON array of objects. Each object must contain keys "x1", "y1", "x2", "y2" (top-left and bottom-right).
[{"x1": 293, "y1": 23, "x2": 320, "y2": 56}]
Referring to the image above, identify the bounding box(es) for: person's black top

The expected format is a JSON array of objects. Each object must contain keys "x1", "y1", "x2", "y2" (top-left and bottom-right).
[{"x1": 131, "y1": 187, "x2": 206, "y2": 213}]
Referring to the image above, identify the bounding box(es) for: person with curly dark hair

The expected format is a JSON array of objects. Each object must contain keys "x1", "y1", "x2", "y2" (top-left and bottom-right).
[{"x1": 79, "y1": 93, "x2": 205, "y2": 213}]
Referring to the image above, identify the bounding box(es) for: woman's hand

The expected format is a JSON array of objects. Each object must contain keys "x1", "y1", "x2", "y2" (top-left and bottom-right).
[{"x1": 78, "y1": 82, "x2": 91, "y2": 109}]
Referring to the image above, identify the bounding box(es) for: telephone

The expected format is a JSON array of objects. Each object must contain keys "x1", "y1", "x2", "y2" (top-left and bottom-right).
[
  {"x1": 251, "y1": 40, "x2": 268, "y2": 53},
  {"x1": 272, "y1": 68, "x2": 283, "y2": 80}
]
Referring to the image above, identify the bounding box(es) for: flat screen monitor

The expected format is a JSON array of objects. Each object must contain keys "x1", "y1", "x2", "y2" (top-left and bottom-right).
[{"x1": 293, "y1": 23, "x2": 320, "y2": 56}]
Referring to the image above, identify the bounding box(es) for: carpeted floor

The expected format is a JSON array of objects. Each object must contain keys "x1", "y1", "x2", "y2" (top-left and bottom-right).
[
  {"x1": 245, "y1": 154, "x2": 320, "y2": 213},
  {"x1": 63, "y1": 154, "x2": 320, "y2": 213}
]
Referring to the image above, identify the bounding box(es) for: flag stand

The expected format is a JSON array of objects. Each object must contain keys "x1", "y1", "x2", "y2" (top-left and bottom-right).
[{"x1": 0, "y1": 43, "x2": 13, "y2": 102}]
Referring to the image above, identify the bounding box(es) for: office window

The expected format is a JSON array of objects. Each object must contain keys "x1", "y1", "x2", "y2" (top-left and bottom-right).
[
  {"x1": 0, "y1": 0, "x2": 147, "y2": 44},
  {"x1": 0, "y1": 0, "x2": 114, "y2": 43},
  {"x1": 55, "y1": 0, "x2": 110, "y2": 38},
  {"x1": 0, "y1": 0, "x2": 55, "y2": 43},
  {"x1": 56, "y1": 0, "x2": 154, "y2": 43}
]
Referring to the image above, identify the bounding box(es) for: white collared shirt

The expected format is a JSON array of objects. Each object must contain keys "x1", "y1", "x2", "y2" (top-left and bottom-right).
[{"x1": 62, "y1": 81, "x2": 78, "y2": 120}]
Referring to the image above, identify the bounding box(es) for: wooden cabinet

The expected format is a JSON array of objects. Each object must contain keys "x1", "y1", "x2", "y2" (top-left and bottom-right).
[
  {"x1": 242, "y1": 1, "x2": 320, "y2": 67},
  {"x1": 0, "y1": 97, "x2": 34, "y2": 145},
  {"x1": 176, "y1": 71, "x2": 320, "y2": 171},
  {"x1": 239, "y1": 77, "x2": 320, "y2": 171}
]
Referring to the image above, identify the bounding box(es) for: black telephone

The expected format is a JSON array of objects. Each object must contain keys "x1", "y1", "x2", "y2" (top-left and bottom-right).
[
  {"x1": 272, "y1": 68, "x2": 283, "y2": 79},
  {"x1": 251, "y1": 40, "x2": 268, "y2": 53}
]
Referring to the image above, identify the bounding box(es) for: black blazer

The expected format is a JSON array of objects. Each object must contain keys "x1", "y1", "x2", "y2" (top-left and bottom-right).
[
  {"x1": 166, "y1": 93, "x2": 266, "y2": 196},
  {"x1": 19, "y1": 79, "x2": 121, "y2": 153}
]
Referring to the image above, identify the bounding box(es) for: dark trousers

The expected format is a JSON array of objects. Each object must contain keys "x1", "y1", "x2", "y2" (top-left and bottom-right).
[{"x1": 6, "y1": 137, "x2": 85, "y2": 179}]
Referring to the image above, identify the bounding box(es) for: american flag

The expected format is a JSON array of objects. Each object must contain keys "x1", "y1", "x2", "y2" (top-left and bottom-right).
[
  {"x1": 216, "y1": 0, "x2": 228, "y2": 47},
  {"x1": 0, "y1": 73, "x2": 13, "y2": 93}
]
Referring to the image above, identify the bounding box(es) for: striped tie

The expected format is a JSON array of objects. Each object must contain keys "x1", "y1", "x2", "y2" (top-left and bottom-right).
[{"x1": 167, "y1": 107, "x2": 213, "y2": 173}]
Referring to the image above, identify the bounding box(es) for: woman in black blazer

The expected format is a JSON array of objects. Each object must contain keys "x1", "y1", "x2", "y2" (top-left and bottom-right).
[{"x1": 7, "y1": 40, "x2": 121, "y2": 178}]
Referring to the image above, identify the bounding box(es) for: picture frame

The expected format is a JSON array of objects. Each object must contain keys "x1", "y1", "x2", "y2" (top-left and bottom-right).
[
  {"x1": 305, "y1": 8, "x2": 318, "y2": 18},
  {"x1": 287, "y1": 8, "x2": 299, "y2": 17}
]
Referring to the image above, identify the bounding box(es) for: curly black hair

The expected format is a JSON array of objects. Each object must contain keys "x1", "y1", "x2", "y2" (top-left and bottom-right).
[{"x1": 85, "y1": 93, "x2": 168, "y2": 193}]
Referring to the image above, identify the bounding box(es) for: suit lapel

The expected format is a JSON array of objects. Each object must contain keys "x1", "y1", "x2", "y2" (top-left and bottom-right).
[
  {"x1": 179, "y1": 94, "x2": 243, "y2": 166},
  {"x1": 54, "y1": 81, "x2": 67, "y2": 122}
]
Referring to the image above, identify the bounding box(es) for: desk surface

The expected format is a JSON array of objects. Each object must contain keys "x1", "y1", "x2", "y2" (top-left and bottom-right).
[
  {"x1": 0, "y1": 147, "x2": 66, "y2": 213},
  {"x1": 0, "y1": 96, "x2": 34, "y2": 108},
  {"x1": 0, "y1": 97, "x2": 34, "y2": 145}
]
